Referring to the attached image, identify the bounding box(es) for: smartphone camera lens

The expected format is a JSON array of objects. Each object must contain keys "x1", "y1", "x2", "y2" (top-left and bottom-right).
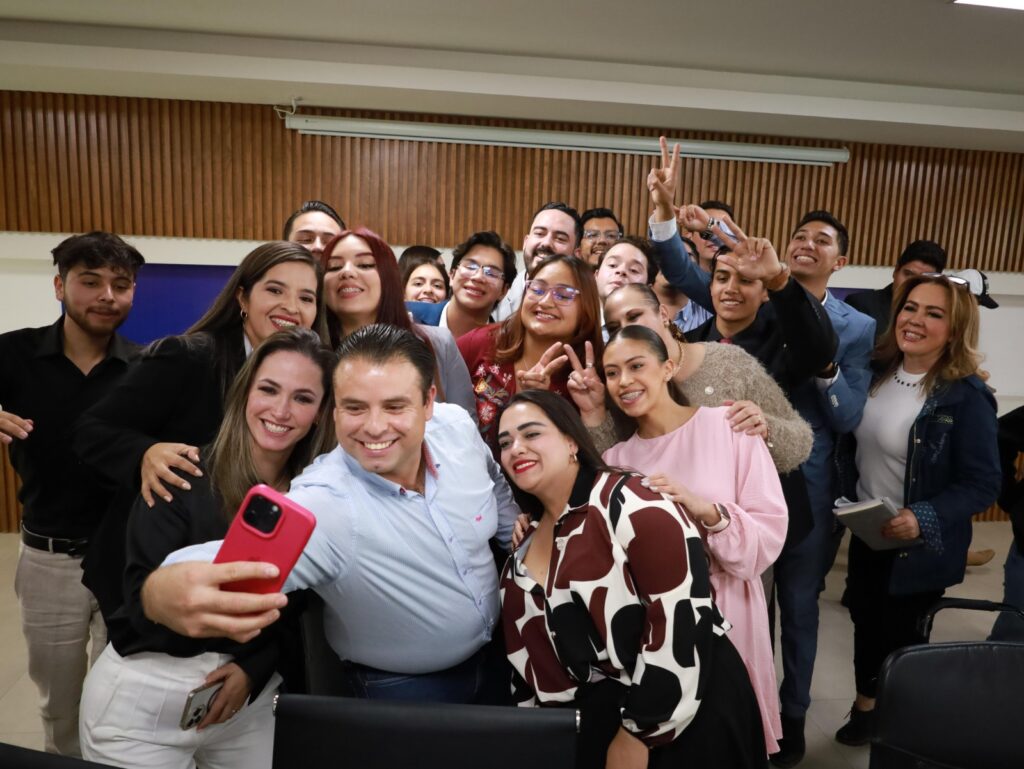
[{"x1": 242, "y1": 495, "x2": 283, "y2": 534}]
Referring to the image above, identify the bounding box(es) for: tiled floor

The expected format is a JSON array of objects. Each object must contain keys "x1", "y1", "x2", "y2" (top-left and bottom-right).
[{"x1": 0, "y1": 524, "x2": 1016, "y2": 766}]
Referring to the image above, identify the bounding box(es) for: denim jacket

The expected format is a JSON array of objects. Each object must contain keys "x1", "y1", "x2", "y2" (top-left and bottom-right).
[{"x1": 836, "y1": 374, "x2": 1000, "y2": 595}]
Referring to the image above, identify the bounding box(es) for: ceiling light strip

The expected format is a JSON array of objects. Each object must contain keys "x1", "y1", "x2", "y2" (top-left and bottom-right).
[{"x1": 285, "y1": 116, "x2": 850, "y2": 167}]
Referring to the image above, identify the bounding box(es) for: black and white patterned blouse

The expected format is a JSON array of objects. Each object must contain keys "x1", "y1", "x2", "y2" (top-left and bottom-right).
[{"x1": 500, "y1": 469, "x2": 728, "y2": 747}]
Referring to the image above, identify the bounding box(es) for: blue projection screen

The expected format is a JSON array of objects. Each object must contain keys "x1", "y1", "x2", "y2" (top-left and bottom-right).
[{"x1": 119, "y1": 264, "x2": 237, "y2": 345}]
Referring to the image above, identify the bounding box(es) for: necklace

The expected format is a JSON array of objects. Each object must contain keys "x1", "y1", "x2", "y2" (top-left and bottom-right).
[
  {"x1": 674, "y1": 339, "x2": 687, "y2": 371},
  {"x1": 892, "y1": 368, "x2": 922, "y2": 388}
]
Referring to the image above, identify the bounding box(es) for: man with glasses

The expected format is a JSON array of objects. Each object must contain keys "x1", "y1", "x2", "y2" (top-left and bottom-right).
[
  {"x1": 407, "y1": 231, "x2": 518, "y2": 339},
  {"x1": 492, "y1": 202, "x2": 582, "y2": 322},
  {"x1": 579, "y1": 207, "x2": 624, "y2": 268}
]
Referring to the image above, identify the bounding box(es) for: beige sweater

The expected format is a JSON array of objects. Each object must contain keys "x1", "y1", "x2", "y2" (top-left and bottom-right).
[{"x1": 593, "y1": 342, "x2": 813, "y2": 473}]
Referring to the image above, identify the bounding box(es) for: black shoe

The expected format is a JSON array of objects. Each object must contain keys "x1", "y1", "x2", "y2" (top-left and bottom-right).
[
  {"x1": 835, "y1": 704, "x2": 874, "y2": 746},
  {"x1": 769, "y1": 714, "x2": 806, "y2": 768}
]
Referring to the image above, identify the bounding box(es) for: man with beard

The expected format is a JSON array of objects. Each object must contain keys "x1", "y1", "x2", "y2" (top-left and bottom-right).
[
  {"x1": 491, "y1": 202, "x2": 582, "y2": 322},
  {"x1": 0, "y1": 232, "x2": 144, "y2": 756},
  {"x1": 578, "y1": 207, "x2": 623, "y2": 268}
]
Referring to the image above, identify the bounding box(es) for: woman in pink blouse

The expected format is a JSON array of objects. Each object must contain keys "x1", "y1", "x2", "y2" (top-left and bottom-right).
[
  {"x1": 497, "y1": 389, "x2": 764, "y2": 769},
  {"x1": 600, "y1": 325, "x2": 788, "y2": 756}
]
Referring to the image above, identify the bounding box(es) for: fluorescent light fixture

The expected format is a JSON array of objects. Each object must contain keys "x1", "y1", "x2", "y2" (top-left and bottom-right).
[
  {"x1": 285, "y1": 115, "x2": 849, "y2": 167},
  {"x1": 954, "y1": 0, "x2": 1024, "y2": 9}
]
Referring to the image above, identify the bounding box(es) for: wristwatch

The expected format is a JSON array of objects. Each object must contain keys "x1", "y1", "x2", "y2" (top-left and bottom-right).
[{"x1": 704, "y1": 503, "x2": 731, "y2": 533}]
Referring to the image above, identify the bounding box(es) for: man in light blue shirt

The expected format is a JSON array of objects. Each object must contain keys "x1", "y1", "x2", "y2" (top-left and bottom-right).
[{"x1": 142, "y1": 324, "x2": 519, "y2": 703}]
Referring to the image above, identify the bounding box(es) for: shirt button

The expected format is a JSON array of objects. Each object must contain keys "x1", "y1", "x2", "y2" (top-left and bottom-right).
[{"x1": 704, "y1": 386, "x2": 714, "y2": 395}]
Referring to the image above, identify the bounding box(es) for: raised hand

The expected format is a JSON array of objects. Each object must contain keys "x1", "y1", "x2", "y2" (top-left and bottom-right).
[
  {"x1": 516, "y1": 342, "x2": 569, "y2": 392},
  {"x1": 141, "y1": 561, "x2": 287, "y2": 643},
  {"x1": 563, "y1": 341, "x2": 606, "y2": 418},
  {"x1": 675, "y1": 204, "x2": 711, "y2": 234},
  {"x1": 647, "y1": 136, "x2": 681, "y2": 221},
  {"x1": 710, "y1": 215, "x2": 787, "y2": 288}
]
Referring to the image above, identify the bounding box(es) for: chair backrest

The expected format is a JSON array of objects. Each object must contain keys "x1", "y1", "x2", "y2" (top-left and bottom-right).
[
  {"x1": 272, "y1": 694, "x2": 577, "y2": 769},
  {"x1": 870, "y1": 641, "x2": 1024, "y2": 769},
  {"x1": 298, "y1": 593, "x2": 354, "y2": 696},
  {"x1": 0, "y1": 743, "x2": 115, "y2": 768}
]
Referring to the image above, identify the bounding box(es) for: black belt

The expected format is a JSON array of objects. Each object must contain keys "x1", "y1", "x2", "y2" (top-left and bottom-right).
[{"x1": 21, "y1": 527, "x2": 89, "y2": 557}]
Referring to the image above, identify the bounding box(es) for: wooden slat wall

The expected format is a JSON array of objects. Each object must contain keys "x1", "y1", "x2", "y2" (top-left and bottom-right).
[
  {"x1": 1, "y1": 90, "x2": 1022, "y2": 271},
  {"x1": 2, "y1": 446, "x2": 21, "y2": 533}
]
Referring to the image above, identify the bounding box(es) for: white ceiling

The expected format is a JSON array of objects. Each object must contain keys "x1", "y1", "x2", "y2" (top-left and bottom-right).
[{"x1": 2, "y1": 0, "x2": 1023, "y2": 151}]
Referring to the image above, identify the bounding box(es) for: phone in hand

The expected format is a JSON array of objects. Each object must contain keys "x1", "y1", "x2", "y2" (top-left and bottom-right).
[
  {"x1": 213, "y1": 484, "x2": 316, "y2": 593},
  {"x1": 179, "y1": 680, "x2": 224, "y2": 730}
]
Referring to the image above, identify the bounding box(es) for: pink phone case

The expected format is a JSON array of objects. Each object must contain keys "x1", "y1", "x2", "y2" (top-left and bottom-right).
[{"x1": 213, "y1": 484, "x2": 316, "y2": 593}]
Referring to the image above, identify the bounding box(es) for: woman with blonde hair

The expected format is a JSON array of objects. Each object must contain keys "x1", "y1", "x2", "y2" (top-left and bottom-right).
[
  {"x1": 81, "y1": 328, "x2": 336, "y2": 769},
  {"x1": 833, "y1": 273, "x2": 1000, "y2": 745}
]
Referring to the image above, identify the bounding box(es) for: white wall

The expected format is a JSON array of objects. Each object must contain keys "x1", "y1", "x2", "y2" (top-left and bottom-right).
[{"x1": 3, "y1": 231, "x2": 1021, "y2": 413}]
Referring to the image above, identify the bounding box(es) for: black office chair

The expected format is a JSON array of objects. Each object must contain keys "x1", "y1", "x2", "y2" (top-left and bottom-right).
[
  {"x1": 0, "y1": 743, "x2": 115, "y2": 768},
  {"x1": 870, "y1": 598, "x2": 1024, "y2": 769},
  {"x1": 298, "y1": 593, "x2": 353, "y2": 696},
  {"x1": 272, "y1": 694, "x2": 577, "y2": 769}
]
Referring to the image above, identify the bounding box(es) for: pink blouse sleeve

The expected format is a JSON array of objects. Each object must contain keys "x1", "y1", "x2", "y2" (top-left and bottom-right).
[{"x1": 704, "y1": 431, "x2": 788, "y2": 581}]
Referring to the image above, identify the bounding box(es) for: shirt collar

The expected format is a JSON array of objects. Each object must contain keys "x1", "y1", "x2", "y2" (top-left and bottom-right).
[
  {"x1": 36, "y1": 316, "x2": 134, "y2": 363},
  {"x1": 338, "y1": 440, "x2": 437, "y2": 496}
]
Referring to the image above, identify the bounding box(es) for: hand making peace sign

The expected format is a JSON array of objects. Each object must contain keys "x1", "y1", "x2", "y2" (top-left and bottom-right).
[{"x1": 515, "y1": 342, "x2": 569, "y2": 391}]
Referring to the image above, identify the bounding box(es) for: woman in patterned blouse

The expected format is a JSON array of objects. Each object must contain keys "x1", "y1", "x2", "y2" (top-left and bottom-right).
[{"x1": 496, "y1": 390, "x2": 765, "y2": 769}]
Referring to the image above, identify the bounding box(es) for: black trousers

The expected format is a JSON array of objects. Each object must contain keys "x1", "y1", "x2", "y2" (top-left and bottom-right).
[
  {"x1": 566, "y1": 634, "x2": 767, "y2": 769},
  {"x1": 842, "y1": 536, "x2": 943, "y2": 698}
]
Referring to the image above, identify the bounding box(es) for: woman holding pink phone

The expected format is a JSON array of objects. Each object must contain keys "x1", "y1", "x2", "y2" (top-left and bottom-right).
[{"x1": 80, "y1": 328, "x2": 336, "y2": 769}]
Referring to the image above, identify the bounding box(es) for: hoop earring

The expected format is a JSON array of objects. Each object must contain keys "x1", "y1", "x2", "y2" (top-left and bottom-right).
[
  {"x1": 569, "y1": 451, "x2": 578, "y2": 464},
  {"x1": 240, "y1": 309, "x2": 248, "y2": 321}
]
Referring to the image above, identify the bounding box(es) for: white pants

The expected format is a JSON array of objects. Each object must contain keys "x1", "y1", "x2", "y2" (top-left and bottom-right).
[
  {"x1": 80, "y1": 644, "x2": 280, "y2": 769},
  {"x1": 14, "y1": 543, "x2": 106, "y2": 757}
]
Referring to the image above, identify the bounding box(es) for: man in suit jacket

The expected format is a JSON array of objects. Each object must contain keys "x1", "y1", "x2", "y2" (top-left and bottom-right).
[
  {"x1": 768, "y1": 211, "x2": 875, "y2": 766},
  {"x1": 845, "y1": 239, "x2": 947, "y2": 343}
]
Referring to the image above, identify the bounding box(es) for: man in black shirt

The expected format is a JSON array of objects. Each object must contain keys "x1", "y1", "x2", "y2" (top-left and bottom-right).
[{"x1": 0, "y1": 231, "x2": 144, "y2": 756}]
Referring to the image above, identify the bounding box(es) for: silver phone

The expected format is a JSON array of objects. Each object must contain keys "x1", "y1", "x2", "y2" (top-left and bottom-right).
[{"x1": 179, "y1": 680, "x2": 224, "y2": 730}]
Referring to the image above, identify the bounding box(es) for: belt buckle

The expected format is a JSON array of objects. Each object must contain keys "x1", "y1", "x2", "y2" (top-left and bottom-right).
[{"x1": 66, "y1": 541, "x2": 86, "y2": 558}]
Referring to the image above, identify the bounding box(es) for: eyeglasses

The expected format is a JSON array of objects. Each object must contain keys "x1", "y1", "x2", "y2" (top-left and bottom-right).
[
  {"x1": 582, "y1": 229, "x2": 621, "y2": 242},
  {"x1": 524, "y1": 280, "x2": 581, "y2": 306},
  {"x1": 457, "y1": 259, "x2": 504, "y2": 284}
]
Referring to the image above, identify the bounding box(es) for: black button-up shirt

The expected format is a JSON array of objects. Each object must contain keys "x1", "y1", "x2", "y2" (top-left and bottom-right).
[{"x1": 0, "y1": 318, "x2": 139, "y2": 539}]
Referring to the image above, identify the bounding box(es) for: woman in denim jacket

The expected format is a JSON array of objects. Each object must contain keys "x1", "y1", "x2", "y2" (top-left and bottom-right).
[{"x1": 832, "y1": 273, "x2": 999, "y2": 746}]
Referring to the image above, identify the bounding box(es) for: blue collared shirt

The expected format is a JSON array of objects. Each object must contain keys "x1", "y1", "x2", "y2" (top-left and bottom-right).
[
  {"x1": 285, "y1": 403, "x2": 519, "y2": 673},
  {"x1": 673, "y1": 301, "x2": 714, "y2": 334}
]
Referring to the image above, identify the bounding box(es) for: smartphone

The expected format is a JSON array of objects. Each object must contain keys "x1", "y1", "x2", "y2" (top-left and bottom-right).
[
  {"x1": 213, "y1": 484, "x2": 316, "y2": 593},
  {"x1": 179, "y1": 680, "x2": 224, "y2": 730}
]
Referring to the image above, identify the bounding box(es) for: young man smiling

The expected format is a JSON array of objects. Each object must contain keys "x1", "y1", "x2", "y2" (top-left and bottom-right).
[
  {"x1": 407, "y1": 231, "x2": 518, "y2": 339},
  {"x1": 492, "y1": 202, "x2": 582, "y2": 322},
  {"x1": 0, "y1": 232, "x2": 144, "y2": 756}
]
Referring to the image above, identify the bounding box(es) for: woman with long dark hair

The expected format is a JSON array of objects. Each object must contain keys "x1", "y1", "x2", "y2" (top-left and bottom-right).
[
  {"x1": 599, "y1": 325, "x2": 788, "y2": 755},
  {"x1": 320, "y1": 228, "x2": 476, "y2": 418},
  {"x1": 73, "y1": 242, "x2": 327, "y2": 619},
  {"x1": 833, "y1": 273, "x2": 1000, "y2": 745},
  {"x1": 80, "y1": 328, "x2": 336, "y2": 769},
  {"x1": 458, "y1": 254, "x2": 605, "y2": 451},
  {"x1": 497, "y1": 389, "x2": 765, "y2": 769}
]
